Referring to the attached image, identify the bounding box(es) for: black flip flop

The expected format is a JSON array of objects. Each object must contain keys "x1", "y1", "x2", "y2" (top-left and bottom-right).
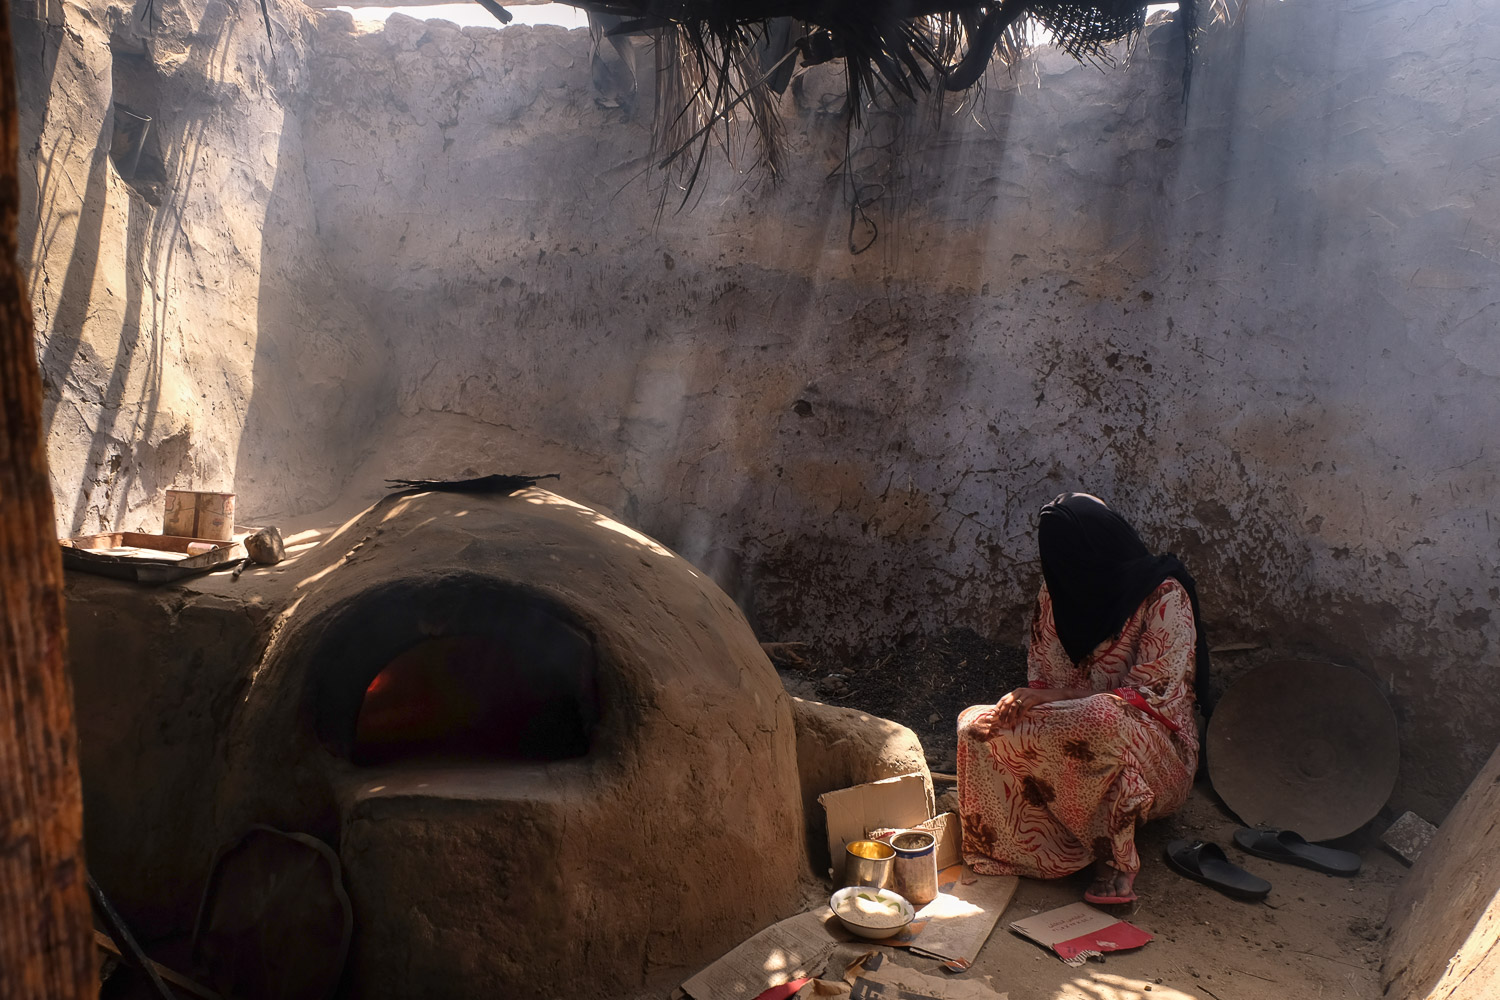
[
  {"x1": 1165, "y1": 839, "x2": 1271, "y2": 901},
  {"x1": 1233, "y1": 828, "x2": 1361, "y2": 877}
]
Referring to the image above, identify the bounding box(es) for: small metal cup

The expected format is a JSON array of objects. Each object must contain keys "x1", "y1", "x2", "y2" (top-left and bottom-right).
[{"x1": 842, "y1": 839, "x2": 896, "y2": 889}]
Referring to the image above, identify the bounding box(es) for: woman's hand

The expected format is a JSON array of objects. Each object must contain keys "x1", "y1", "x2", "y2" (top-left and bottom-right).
[
  {"x1": 970, "y1": 688, "x2": 1092, "y2": 738},
  {"x1": 994, "y1": 687, "x2": 1058, "y2": 730}
]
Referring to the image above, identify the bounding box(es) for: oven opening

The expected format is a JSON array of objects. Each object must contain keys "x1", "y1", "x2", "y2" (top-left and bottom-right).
[{"x1": 311, "y1": 581, "x2": 602, "y2": 766}]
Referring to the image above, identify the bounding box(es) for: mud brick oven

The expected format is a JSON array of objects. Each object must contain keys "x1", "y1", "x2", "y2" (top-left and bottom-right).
[{"x1": 64, "y1": 490, "x2": 808, "y2": 996}]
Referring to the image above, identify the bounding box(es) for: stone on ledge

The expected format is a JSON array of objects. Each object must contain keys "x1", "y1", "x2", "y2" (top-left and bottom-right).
[{"x1": 790, "y1": 697, "x2": 932, "y2": 874}]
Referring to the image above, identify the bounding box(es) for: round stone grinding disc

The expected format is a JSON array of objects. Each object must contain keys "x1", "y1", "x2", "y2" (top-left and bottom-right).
[{"x1": 1207, "y1": 660, "x2": 1399, "y2": 842}]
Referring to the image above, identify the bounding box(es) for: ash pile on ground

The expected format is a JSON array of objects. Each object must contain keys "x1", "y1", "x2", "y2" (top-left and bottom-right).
[{"x1": 770, "y1": 627, "x2": 1027, "y2": 772}]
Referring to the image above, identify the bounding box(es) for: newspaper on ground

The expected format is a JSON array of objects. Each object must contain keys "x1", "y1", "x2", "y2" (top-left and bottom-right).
[
  {"x1": 787, "y1": 946, "x2": 1008, "y2": 1000},
  {"x1": 848, "y1": 953, "x2": 1010, "y2": 999},
  {"x1": 681, "y1": 908, "x2": 851, "y2": 1000}
]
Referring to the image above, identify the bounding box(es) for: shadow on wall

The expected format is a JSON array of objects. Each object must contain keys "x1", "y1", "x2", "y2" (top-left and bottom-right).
[
  {"x1": 234, "y1": 110, "x2": 393, "y2": 523},
  {"x1": 28, "y1": 1, "x2": 247, "y2": 533},
  {"x1": 37, "y1": 118, "x2": 110, "y2": 443},
  {"x1": 105, "y1": 3, "x2": 238, "y2": 531},
  {"x1": 57, "y1": 172, "x2": 158, "y2": 534}
]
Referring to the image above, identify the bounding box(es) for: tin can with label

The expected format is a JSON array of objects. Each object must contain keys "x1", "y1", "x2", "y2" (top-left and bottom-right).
[{"x1": 890, "y1": 830, "x2": 939, "y2": 905}]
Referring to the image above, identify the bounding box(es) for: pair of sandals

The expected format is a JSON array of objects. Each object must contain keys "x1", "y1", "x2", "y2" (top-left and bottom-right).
[{"x1": 1164, "y1": 828, "x2": 1361, "y2": 901}]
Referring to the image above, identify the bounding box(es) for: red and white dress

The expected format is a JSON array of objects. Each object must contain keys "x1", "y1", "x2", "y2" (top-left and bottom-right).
[{"x1": 957, "y1": 579, "x2": 1199, "y2": 877}]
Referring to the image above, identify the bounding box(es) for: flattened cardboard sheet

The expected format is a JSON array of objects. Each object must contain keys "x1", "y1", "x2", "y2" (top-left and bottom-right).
[{"x1": 880, "y1": 866, "x2": 1018, "y2": 971}]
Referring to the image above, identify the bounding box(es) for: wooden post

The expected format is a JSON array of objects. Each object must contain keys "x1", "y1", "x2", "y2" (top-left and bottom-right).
[{"x1": 0, "y1": 0, "x2": 95, "y2": 993}]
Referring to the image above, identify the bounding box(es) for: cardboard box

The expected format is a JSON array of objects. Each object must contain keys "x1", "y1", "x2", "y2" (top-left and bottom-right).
[
  {"x1": 871, "y1": 812, "x2": 963, "y2": 873},
  {"x1": 819, "y1": 773, "x2": 963, "y2": 881},
  {"x1": 819, "y1": 773, "x2": 932, "y2": 882},
  {"x1": 163, "y1": 489, "x2": 235, "y2": 541}
]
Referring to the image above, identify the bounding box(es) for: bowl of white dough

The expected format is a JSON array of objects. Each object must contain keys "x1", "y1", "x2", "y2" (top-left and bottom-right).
[{"x1": 829, "y1": 886, "x2": 916, "y2": 939}]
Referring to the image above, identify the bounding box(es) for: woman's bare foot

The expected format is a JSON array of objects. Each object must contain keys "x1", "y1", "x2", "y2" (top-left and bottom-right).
[{"x1": 1083, "y1": 861, "x2": 1137, "y2": 904}]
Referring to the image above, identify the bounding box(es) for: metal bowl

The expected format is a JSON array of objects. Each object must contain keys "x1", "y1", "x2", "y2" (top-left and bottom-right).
[{"x1": 829, "y1": 886, "x2": 915, "y2": 940}]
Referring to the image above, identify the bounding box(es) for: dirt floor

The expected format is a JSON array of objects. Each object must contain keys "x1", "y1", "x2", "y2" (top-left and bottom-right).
[
  {"x1": 915, "y1": 782, "x2": 1400, "y2": 1000},
  {"x1": 754, "y1": 634, "x2": 1404, "y2": 1000},
  {"x1": 632, "y1": 779, "x2": 1403, "y2": 1000}
]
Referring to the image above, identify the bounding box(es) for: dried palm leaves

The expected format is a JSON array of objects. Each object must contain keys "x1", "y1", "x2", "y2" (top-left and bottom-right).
[{"x1": 572, "y1": 0, "x2": 1228, "y2": 197}]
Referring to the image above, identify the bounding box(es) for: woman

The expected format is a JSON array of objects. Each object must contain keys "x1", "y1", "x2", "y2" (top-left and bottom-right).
[{"x1": 957, "y1": 492, "x2": 1209, "y2": 905}]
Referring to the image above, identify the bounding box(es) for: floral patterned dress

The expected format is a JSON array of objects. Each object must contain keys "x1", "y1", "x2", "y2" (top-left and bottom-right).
[{"x1": 957, "y1": 579, "x2": 1199, "y2": 877}]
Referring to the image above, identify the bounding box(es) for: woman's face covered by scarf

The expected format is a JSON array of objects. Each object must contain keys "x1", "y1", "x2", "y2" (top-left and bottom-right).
[
  {"x1": 1035, "y1": 492, "x2": 1213, "y2": 711},
  {"x1": 1037, "y1": 493, "x2": 1158, "y2": 664}
]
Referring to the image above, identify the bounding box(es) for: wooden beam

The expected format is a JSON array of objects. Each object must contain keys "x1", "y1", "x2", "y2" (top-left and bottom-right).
[{"x1": 0, "y1": 0, "x2": 94, "y2": 994}]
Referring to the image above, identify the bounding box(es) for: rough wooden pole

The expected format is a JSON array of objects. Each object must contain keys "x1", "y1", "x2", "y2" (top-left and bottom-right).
[{"x1": 0, "y1": 0, "x2": 95, "y2": 993}]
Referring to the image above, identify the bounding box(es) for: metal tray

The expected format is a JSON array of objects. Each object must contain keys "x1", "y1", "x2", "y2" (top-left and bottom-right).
[{"x1": 60, "y1": 532, "x2": 247, "y2": 584}]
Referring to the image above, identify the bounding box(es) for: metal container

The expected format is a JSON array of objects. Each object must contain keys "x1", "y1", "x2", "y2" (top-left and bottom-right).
[
  {"x1": 163, "y1": 489, "x2": 236, "y2": 542},
  {"x1": 890, "y1": 830, "x2": 939, "y2": 906},
  {"x1": 842, "y1": 839, "x2": 896, "y2": 889}
]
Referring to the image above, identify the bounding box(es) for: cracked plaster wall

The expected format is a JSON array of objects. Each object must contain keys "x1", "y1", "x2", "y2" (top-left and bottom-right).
[
  {"x1": 17, "y1": 0, "x2": 387, "y2": 535},
  {"x1": 19, "y1": 0, "x2": 1500, "y2": 818}
]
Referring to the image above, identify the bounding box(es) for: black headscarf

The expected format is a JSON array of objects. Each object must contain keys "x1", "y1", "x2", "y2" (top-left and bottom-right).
[{"x1": 1037, "y1": 492, "x2": 1213, "y2": 715}]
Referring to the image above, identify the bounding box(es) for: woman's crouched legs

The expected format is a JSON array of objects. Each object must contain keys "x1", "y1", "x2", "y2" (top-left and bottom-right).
[{"x1": 957, "y1": 694, "x2": 1186, "y2": 879}]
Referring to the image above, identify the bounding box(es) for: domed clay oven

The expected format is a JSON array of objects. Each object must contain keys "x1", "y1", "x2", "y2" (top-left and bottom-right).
[{"x1": 203, "y1": 489, "x2": 808, "y2": 996}]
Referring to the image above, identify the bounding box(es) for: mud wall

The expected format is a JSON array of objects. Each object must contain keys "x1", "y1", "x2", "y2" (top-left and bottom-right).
[
  {"x1": 1383, "y1": 740, "x2": 1500, "y2": 999},
  {"x1": 16, "y1": 0, "x2": 388, "y2": 532},
  {"x1": 19, "y1": 0, "x2": 1500, "y2": 817}
]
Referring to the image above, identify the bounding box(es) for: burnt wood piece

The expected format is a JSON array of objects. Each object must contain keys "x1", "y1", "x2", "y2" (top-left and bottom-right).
[
  {"x1": 93, "y1": 931, "x2": 223, "y2": 1000},
  {"x1": 0, "y1": 0, "x2": 95, "y2": 991},
  {"x1": 473, "y1": 0, "x2": 513, "y2": 22},
  {"x1": 89, "y1": 876, "x2": 175, "y2": 1000},
  {"x1": 384, "y1": 473, "x2": 561, "y2": 494}
]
